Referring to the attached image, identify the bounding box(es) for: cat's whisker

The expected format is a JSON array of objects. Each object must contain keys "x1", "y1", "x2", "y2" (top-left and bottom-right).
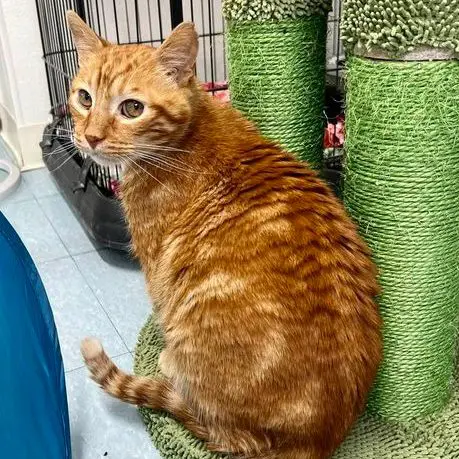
[
  {"x1": 124, "y1": 156, "x2": 175, "y2": 194},
  {"x1": 131, "y1": 149, "x2": 205, "y2": 174},
  {"x1": 46, "y1": 127, "x2": 74, "y2": 133},
  {"x1": 134, "y1": 145, "x2": 190, "y2": 154},
  {"x1": 120, "y1": 157, "x2": 143, "y2": 183},
  {"x1": 133, "y1": 149, "x2": 192, "y2": 163},
  {"x1": 137, "y1": 155, "x2": 192, "y2": 173},
  {"x1": 116, "y1": 157, "x2": 138, "y2": 183},
  {"x1": 133, "y1": 156, "x2": 194, "y2": 179},
  {"x1": 131, "y1": 150, "x2": 193, "y2": 170},
  {"x1": 42, "y1": 139, "x2": 73, "y2": 146},
  {"x1": 49, "y1": 150, "x2": 78, "y2": 172},
  {"x1": 107, "y1": 146, "x2": 197, "y2": 173},
  {"x1": 127, "y1": 163, "x2": 148, "y2": 187},
  {"x1": 41, "y1": 140, "x2": 73, "y2": 146},
  {"x1": 41, "y1": 133, "x2": 73, "y2": 138},
  {"x1": 132, "y1": 149, "x2": 204, "y2": 172},
  {"x1": 136, "y1": 159, "x2": 179, "y2": 176},
  {"x1": 125, "y1": 156, "x2": 165, "y2": 184},
  {"x1": 134, "y1": 142, "x2": 192, "y2": 154},
  {"x1": 43, "y1": 142, "x2": 75, "y2": 157},
  {"x1": 49, "y1": 144, "x2": 76, "y2": 157},
  {"x1": 132, "y1": 152, "x2": 198, "y2": 176},
  {"x1": 49, "y1": 131, "x2": 75, "y2": 137}
]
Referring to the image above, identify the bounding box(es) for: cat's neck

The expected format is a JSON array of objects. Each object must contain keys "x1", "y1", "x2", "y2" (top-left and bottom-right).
[
  {"x1": 120, "y1": 85, "x2": 264, "y2": 263},
  {"x1": 180, "y1": 86, "x2": 257, "y2": 156},
  {"x1": 124, "y1": 86, "x2": 260, "y2": 191}
]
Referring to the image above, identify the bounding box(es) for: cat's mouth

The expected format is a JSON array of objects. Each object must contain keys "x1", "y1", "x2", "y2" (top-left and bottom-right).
[
  {"x1": 77, "y1": 145, "x2": 123, "y2": 167},
  {"x1": 87, "y1": 151, "x2": 122, "y2": 167}
]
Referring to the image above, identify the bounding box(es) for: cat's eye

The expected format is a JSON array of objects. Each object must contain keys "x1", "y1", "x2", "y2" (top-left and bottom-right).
[
  {"x1": 78, "y1": 89, "x2": 92, "y2": 109},
  {"x1": 120, "y1": 99, "x2": 144, "y2": 119}
]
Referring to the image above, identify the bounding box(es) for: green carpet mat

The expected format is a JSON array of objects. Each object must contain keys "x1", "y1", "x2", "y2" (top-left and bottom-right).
[{"x1": 134, "y1": 314, "x2": 459, "y2": 458}]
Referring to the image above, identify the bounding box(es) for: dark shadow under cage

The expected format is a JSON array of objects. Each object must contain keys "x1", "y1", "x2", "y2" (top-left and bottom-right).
[{"x1": 36, "y1": 0, "x2": 345, "y2": 251}]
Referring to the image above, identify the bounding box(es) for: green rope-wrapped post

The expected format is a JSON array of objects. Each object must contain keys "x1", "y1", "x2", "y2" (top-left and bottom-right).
[
  {"x1": 342, "y1": 1, "x2": 459, "y2": 421},
  {"x1": 222, "y1": 0, "x2": 331, "y2": 167}
]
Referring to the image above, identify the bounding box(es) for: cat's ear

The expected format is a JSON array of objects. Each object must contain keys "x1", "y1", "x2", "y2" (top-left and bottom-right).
[
  {"x1": 158, "y1": 22, "x2": 198, "y2": 85},
  {"x1": 66, "y1": 10, "x2": 106, "y2": 64}
]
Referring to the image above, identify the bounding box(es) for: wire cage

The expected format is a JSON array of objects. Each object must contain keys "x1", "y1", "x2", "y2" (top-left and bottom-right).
[{"x1": 36, "y1": 0, "x2": 345, "y2": 250}]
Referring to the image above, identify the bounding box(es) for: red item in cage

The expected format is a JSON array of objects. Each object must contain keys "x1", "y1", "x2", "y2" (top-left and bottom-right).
[
  {"x1": 202, "y1": 81, "x2": 227, "y2": 91},
  {"x1": 202, "y1": 81, "x2": 230, "y2": 103},
  {"x1": 213, "y1": 89, "x2": 230, "y2": 103},
  {"x1": 109, "y1": 179, "x2": 121, "y2": 197},
  {"x1": 324, "y1": 116, "x2": 345, "y2": 148}
]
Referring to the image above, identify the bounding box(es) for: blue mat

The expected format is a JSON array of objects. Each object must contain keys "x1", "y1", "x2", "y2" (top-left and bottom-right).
[{"x1": 0, "y1": 212, "x2": 71, "y2": 459}]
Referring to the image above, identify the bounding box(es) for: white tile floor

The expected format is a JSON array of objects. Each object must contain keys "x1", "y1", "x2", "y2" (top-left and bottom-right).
[{"x1": 0, "y1": 161, "x2": 161, "y2": 458}]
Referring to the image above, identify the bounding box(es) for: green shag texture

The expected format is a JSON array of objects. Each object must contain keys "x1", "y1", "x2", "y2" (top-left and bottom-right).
[
  {"x1": 222, "y1": 0, "x2": 331, "y2": 22},
  {"x1": 135, "y1": 313, "x2": 459, "y2": 458},
  {"x1": 344, "y1": 56, "x2": 459, "y2": 420},
  {"x1": 226, "y1": 17, "x2": 327, "y2": 166},
  {"x1": 341, "y1": 0, "x2": 459, "y2": 55}
]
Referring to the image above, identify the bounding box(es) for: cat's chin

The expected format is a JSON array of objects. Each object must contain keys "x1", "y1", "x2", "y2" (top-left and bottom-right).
[{"x1": 86, "y1": 151, "x2": 122, "y2": 167}]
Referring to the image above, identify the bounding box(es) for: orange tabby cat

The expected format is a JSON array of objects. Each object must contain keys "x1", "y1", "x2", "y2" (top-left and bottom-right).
[{"x1": 67, "y1": 11, "x2": 382, "y2": 459}]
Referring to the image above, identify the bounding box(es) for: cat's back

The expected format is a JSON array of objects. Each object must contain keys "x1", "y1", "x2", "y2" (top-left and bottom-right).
[
  {"x1": 201, "y1": 143, "x2": 379, "y2": 305},
  {"x1": 155, "y1": 141, "x2": 381, "y2": 439},
  {"x1": 161, "y1": 140, "x2": 381, "y2": 346}
]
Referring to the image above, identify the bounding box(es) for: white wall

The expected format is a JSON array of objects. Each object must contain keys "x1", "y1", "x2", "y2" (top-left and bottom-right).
[
  {"x1": 0, "y1": 0, "x2": 21, "y2": 159},
  {"x1": 0, "y1": 0, "x2": 50, "y2": 169}
]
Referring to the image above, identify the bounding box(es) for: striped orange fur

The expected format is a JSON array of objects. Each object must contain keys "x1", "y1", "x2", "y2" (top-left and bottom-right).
[{"x1": 68, "y1": 11, "x2": 382, "y2": 459}]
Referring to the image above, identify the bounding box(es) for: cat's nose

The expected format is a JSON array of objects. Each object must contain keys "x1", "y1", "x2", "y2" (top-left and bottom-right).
[{"x1": 85, "y1": 133, "x2": 105, "y2": 149}]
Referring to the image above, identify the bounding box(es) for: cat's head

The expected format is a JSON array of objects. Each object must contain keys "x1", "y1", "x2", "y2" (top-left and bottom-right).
[{"x1": 66, "y1": 11, "x2": 198, "y2": 166}]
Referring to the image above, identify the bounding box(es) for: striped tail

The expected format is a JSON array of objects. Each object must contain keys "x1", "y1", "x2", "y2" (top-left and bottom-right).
[{"x1": 80, "y1": 337, "x2": 209, "y2": 440}]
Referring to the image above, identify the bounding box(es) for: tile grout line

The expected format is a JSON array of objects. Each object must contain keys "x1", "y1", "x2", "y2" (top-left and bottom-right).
[
  {"x1": 71, "y1": 253, "x2": 132, "y2": 354},
  {"x1": 36, "y1": 196, "x2": 131, "y2": 354},
  {"x1": 37, "y1": 247, "x2": 100, "y2": 266},
  {"x1": 65, "y1": 351, "x2": 133, "y2": 375},
  {"x1": 35, "y1": 190, "x2": 99, "y2": 256},
  {"x1": 0, "y1": 179, "x2": 36, "y2": 209},
  {"x1": 23, "y1": 167, "x2": 61, "y2": 201},
  {"x1": 1, "y1": 168, "x2": 61, "y2": 209},
  {"x1": 34, "y1": 195, "x2": 72, "y2": 259},
  {"x1": 0, "y1": 195, "x2": 36, "y2": 208}
]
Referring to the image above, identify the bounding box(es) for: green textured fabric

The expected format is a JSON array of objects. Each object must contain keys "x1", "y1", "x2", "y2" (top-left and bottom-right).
[
  {"x1": 135, "y1": 314, "x2": 459, "y2": 458},
  {"x1": 341, "y1": 0, "x2": 459, "y2": 56},
  {"x1": 226, "y1": 17, "x2": 327, "y2": 166},
  {"x1": 343, "y1": 56, "x2": 459, "y2": 420},
  {"x1": 222, "y1": 0, "x2": 331, "y2": 22}
]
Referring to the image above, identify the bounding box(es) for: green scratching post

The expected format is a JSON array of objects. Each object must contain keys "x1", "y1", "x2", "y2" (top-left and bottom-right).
[
  {"x1": 223, "y1": 0, "x2": 331, "y2": 167},
  {"x1": 342, "y1": 0, "x2": 459, "y2": 421}
]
